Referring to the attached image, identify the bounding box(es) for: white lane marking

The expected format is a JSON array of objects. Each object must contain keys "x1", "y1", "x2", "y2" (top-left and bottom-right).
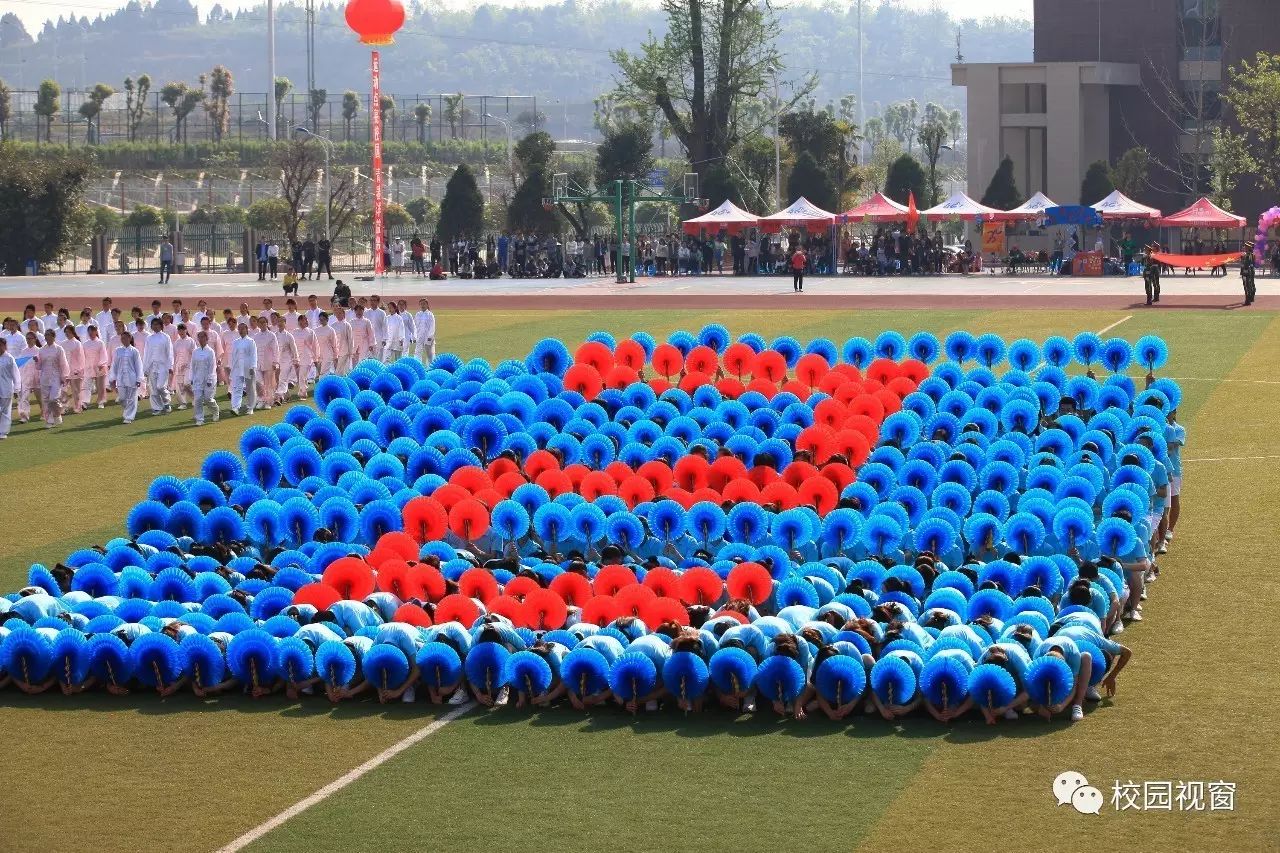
[
  {"x1": 1168, "y1": 377, "x2": 1280, "y2": 385},
  {"x1": 213, "y1": 701, "x2": 475, "y2": 853},
  {"x1": 1096, "y1": 315, "x2": 1133, "y2": 335},
  {"x1": 1184, "y1": 455, "x2": 1280, "y2": 463}
]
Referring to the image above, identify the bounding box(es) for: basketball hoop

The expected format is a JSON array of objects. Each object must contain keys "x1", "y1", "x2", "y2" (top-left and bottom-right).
[
  {"x1": 696, "y1": 197, "x2": 710, "y2": 212},
  {"x1": 542, "y1": 197, "x2": 555, "y2": 212}
]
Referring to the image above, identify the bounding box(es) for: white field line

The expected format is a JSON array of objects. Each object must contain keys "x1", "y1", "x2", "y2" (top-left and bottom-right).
[
  {"x1": 213, "y1": 701, "x2": 476, "y2": 853},
  {"x1": 1096, "y1": 315, "x2": 1134, "y2": 335},
  {"x1": 1183, "y1": 455, "x2": 1280, "y2": 463}
]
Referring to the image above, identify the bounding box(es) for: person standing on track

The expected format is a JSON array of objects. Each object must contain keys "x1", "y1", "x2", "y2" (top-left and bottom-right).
[
  {"x1": 1142, "y1": 244, "x2": 1162, "y2": 306},
  {"x1": 1241, "y1": 242, "x2": 1256, "y2": 306},
  {"x1": 108, "y1": 331, "x2": 143, "y2": 424},
  {"x1": 790, "y1": 244, "x2": 808, "y2": 292}
]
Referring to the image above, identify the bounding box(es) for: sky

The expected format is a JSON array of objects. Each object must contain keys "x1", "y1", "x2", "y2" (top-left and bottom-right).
[{"x1": 0, "y1": 0, "x2": 1033, "y2": 32}]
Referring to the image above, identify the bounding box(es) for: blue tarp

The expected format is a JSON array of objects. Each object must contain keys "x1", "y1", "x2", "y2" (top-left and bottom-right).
[{"x1": 1044, "y1": 205, "x2": 1103, "y2": 227}]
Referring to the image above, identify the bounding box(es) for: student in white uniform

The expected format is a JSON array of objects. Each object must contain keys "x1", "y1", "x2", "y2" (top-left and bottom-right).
[
  {"x1": 332, "y1": 306, "x2": 354, "y2": 374},
  {"x1": 143, "y1": 318, "x2": 174, "y2": 415},
  {"x1": 81, "y1": 325, "x2": 109, "y2": 409},
  {"x1": 17, "y1": 331, "x2": 41, "y2": 423},
  {"x1": 130, "y1": 318, "x2": 151, "y2": 401},
  {"x1": 293, "y1": 315, "x2": 319, "y2": 398},
  {"x1": 38, "y1": 329, "x2": 69, "y2": 428},
  {"x1": 190, "y1": 330, "x2": 220, "y2": 425},
  {"x1": 108, "y1": 331, "x2": 144, "y2": 423},
  {"x1": 39, "y1": 302, "x2": 59, "y2": 333},
  {"x1": 172, "y1": 324, "x2": 196, "y2": 410},
  {"x1": 94, "y1": 298, "x2": 116, "y2": 344},
  {"x1": 398, "y1": 299, "x2": 416, "y2": 356},
  {"x1": 366, "y1": 296, "x2": 388, "y2": 361},
  {"x1": 0, "y1": 337, "x2": 17, "y2": 439},
  {"x1": 305, "y1": 294, "x2": 323, "y2": 328},
  {"x1": 273, "y1": 314, "x2": 300, "y2": 405},
  {"x1": 313, "y1": 311, "x2": 337, "y2": 376},
  {"x1": 282, "y1": 298, "x2": 302, "y2": 330},
  {"x1": 218, "y1": 311, "x2": 238, "y2": 387},
  {"x1": 414, "y1": 298, "x2": 436, "y2": 364},
  {"x1": 252, "y1": 316, "x2": 279, "y2": 410},
  {"x1": 229, "y1": 323, "x2": 258, "y2": 415},
  {"x1": 384, "y1": 302, "x2": 406, "y2": 363},
  {"x1": 60, "y1": 325, "x2": 85, "y2": 413},
  {"x1": 350, "y1": 304, "x2": 374, "y2": 363}
]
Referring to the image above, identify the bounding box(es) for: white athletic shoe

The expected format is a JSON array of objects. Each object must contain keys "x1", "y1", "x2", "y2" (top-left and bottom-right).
[
  {"x1": 644, "y1": 700, "x2": 658, "y2": 712},
  {"x1": 742, "y1": 699, "x2": 756, "y2": 713},
  {"x1": 1140, "y1": 590, "x2": 1148, "y2": 600},
  {"x1": 1130, "y1": 610, "x2": 1143, "y2": 622},
  {"x1": 447, "y1": 690, "x2": 469, "y2": 705},
  {"x1": 1112, "y1": 621, "x2": 1125, "y2": 634},
  {"x1": 1003, "y1": 708, "x2": 1019, "y2": 720},
  {"x1": 1070, "y1": 704, "x2": 1085, "y2": 722},
  {"x1": 1086, "y1": 687, "x2": 1102, "y2": 702},
  {"x1": 1164, "y1": 531, "x2": 1173, "y2": 542},
  {"x1": 178, "y1": 404, "x2": 187, "y2": 411},
  {"x1": 1157, "y1": 544, "x2": 1167, "y2": 554},
  {"x1": 97, "y1": 402, "x2": 105, "y2": 409},
  {"x1": 496, "y1": 686, "x2": 510, "y2": 705},
  {"x1": 401, "y1": 686, "x2": 416, "y2": 703}
]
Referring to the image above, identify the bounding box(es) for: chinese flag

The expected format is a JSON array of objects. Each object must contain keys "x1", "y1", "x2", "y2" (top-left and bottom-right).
[{"x1": 906, "y1": 191, "x2": 919, "y2": 235}]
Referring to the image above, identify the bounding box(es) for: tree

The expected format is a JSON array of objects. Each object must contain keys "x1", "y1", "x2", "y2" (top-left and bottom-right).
[
  {"x1": 123, "y1": 204, "x2": 165, "y2": 228},
  {"x1": 413, "y1": 103, "x2": 432, "y2": 143},
  {"x1": 884, "y1": 153, "x2": 926, "y2": 206},
  {"x1": 980, "y1": 155, "x2": 1021, "y2": 210},
  {"x1": 307, "y1": 87, "x2": 327, "y2": 131},
  {"x1": 1208, "y1": 126, "x2": 1253, "y2": 209},
  {"x1": 123, "y1": 74, "x2": 151, "y2": 142},
  {"x1": 612, "y1": 0, "x2": 814, "y2": 191},
  {"x1": 443, "y1": 92, "x2": 464, "y2": 139},
  {"x1": 383, "y1": 202, "x2": 413, "y2": 229},
  {"x1": 204, "y1": 65, "x2": 234, "y2": 143},
  {"x1": 1222, "y1": 51, "x2": 1280, "y2": 195},
  {"x1": 514, "y1": 109, "x2": 547, "y2": 134},
  {"x1": 786, "y1": 151, "x2": 838, "y2": 213},
  {"x1": 245, "y1": 197, "x2": 291, "y2": 233},
  {"x1": 882, "y1": 99, "x2": 920, "y2": 152},
  {"x1": 595, "y1": 122, "x2": 655, "y2": 188},
  {"x1": 160, "y1": 81, "x2": 202, "y2": 142},
  {"x1": 404, "y1": 196, "x2": 438, "y2": 226},
  {"x1": 77, "y1": 83, "x2": 115, "y2": 144},
  {"x1": 438, "y1": 164, "x2": 485, "y2": 240},
  {"x1": 514, "y1": 131, "x2": 556, "y2": 176},
  {"x1": 731, "y1": 133, "x2": 776, "y2": 210},
  {"x1": 0, "y1": 147, "x2": 94, "y2": 274},
  {"x1": 864, "y1": 137, "x2": 903, "y2": 193},
  {"x1": 1080, "y1": 160, "x2": 1114, "y2": 204},
  {"x1": 1109, "y1": 147, "x2": 1150, "y2": 198},
  {"x1": 274, "y1": 139, "x2": 358, "y2": 242},
  {"x1": 33, "y1": 79, "x2": 61, "y2": 143},
  {"x1": 274, "y1": 77, "x2": 292, "y2": 135},
  {"x1": 946, "y1": 108, "x2": 963, "y2": 148},
  {"x1": 378, "y1": 95, "x2": 395, "y2": 133},
  {"x1": 863, "y1": 116, "x2": 885, "y2": 157},
  {"x1": 507, "y1": 166, "x2": 560, "y2": 233},
  {"x1": 916, "y1": 118, "x2": 949, "y2": 207},
  {"x1": 341, "y1": 90, "x2": 360, "y2": 141},
  {"x1": 92, "y1": 206, "x2": 123, "y2": 233},
  {"x1": 0, "y1": 79, "x2": 12, "y2": 141}
]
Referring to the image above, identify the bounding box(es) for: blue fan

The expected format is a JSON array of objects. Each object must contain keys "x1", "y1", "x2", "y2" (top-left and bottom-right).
[
  {"x1": 1004, "y1": 511, "x2": 1047, "y2": 555},
  {"x1": 465, "y1": 641, "x2": 511, "y2": 696},
  {"x1": 813, "y1": 655, "x2": 866, "y2": 706},
  {"x1": 417, "y1": 642, "x2": 464, "y2": 689},
  {"x1": 1007, "y1": 338, "x2": 1040, "y2": 371},
  {"x1": 608, "y1": 651, "x2": 658, "y2": 703},
  {"x1": 843, "y1": 337, "x2": 874, "y2": 368},
  {"x1": 570, "y1": 502, "x2": 608, "y2": 545},
  {"x1": 501, "y1": 649, "x2": 553, "y2": 696},
  {"x1": 708, "y1": 647, "x2": 758, "y2": 695},
  {"x1": 364, "y1": 643, "x2": 412, "y2": 691},
  {"x1": 1052, "y1": 505, "x2": 1094, "y2": 547},
  {"x1": 944, "y1": 331, "x2": 976, "y2": 364},
  {"x1": 526, "y1": 338, "x2": 571, "y2": 376},
  {"x1": 871, "y1": 655, "x2": 918, "y2": 705},
  {"x1": 913, "y1": 517, "x2": 958, "y2": 555},
  {"x1": 685, "y1": 501, "x2": 728, "y2": 546},
  {"x1": 1072, "y1": 332, "x2": 1103, "y2": 367},
  {"x1": 1026, "y1": 655, "x2": 1075, "y2": 707},
  {"x1": 275, "y1": 636, "x2": 315, "y2": 685},
  {"x1": 1096, "y1": 517, "x2": 1138, "y2": 557},
  {"x1": 1041, "y1": 335, "x2": 1072, "y2": 368},
  {"x1": 968, "y1": 662, "x2": 1018, "y2": 709},
  {"x1": 85, "y1": 633, "x2": 133, "y2": 687},
  {"x1": 753, "y1": 654, "x2": 806, "y2": 702},
  {"x1": 820, "y1": 508, "x2": 863, "y2": 555},
  {"x1": 974, "y1": 333, "x2": 1006, "y2": 368},
  {"x1": 131, "y1": 633, "x2": 187, "y2": 688},
  {"x1": 874, "y1": 330, "x2": 907, "y2": 361},
  {"x1": 1101, "y1": 338, "x2": 1133, "y2": 373},
  {"x1": 698, "y1": 323, "x2": 732, "y2": 353},
  {"x1": 315, "y1": 639, "x2": 357, "y2": 687},
  {"x1": 182, "y1": 633, "x2": 227, "y2": 689},
  {"x1": 561, "y1": 647, "x2": 611, "y2": 698},
  {"x1": 770, "y1": 508, "x2": 815, "y2": 551},
  {"x1": 200, "y1": 450, "x2": 245, "y2": 486},
  {"x1": 907, "y1": 332, "x2": 940, "y2": 364},
  {"x1": 920, "y1": 654, "x2": 972, "y2": 710},
  {"x1": 227, "y1": 629, "x2": 278, "y2": 688}
]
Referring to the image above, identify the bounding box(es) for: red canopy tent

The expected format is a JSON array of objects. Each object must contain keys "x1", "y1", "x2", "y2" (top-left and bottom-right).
[
  {"x1": 681, "y1": 199, "x2": 759, "y2": 235},
  {"x1": 839, "y1": 191, "x2": 908, "y2": 224},
  {"x1": 1155, "y1": 197, "x2": 1246, "y2": 229},
  {"x1": 920, "y1": 191, "x2": 1004, "y2": 221},
  {"x1": 1000, "y1": 191, "x2": 1058, "y2": 222},
  {"x1": 759, "y1": 197, "x2": 838, "y2": 232},
  {"x1": 1090, "y1": 190, "x2": 1161, "y2": 221}
]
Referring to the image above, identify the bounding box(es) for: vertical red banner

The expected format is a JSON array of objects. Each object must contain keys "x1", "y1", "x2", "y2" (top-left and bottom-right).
[{"x1": 371, "y1": 49, "x2": 384, "y2": 276}]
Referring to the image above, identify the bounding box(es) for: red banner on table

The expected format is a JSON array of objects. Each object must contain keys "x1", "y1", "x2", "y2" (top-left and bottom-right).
[
  {"x1": 1151, "y1": 251, "x2": 1240, "y2": 269},
  {"x1": 371, "y1": 49, "x2": 384, "y2": 276}
]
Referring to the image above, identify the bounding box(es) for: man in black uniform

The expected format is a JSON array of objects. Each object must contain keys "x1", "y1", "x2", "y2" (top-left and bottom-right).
[
  {"x1": 1241, "y1": 242, "x2": 1257, "y2": 306},
  {"x1": 1142, "y1": 243, "x2": 1162, "y2": 306},
  {"x1": 316, "y1": 237, "x2": 333, "y2": 279}
]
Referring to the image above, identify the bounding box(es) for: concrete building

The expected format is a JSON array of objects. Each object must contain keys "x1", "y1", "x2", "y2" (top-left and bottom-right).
[{"x1": 954, "y1": 0, "x2": 1278, "y2": 220}]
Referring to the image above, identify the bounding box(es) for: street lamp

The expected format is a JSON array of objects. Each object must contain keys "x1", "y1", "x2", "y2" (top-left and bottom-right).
[
  {"x1": 484, "y1": 112, "x2": 513, "y2": 177},
  {"x1": 294, "y1": 125, "x2": 335, "y2": 239}
]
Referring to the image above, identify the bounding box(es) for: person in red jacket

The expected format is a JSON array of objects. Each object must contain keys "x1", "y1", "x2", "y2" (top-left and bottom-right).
[{"x1": 790, "y1": 245, "x2": 807, "y2": 292}]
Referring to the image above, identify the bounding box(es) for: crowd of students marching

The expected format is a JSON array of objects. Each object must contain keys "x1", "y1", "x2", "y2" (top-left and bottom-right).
[{"x1": 0, "y1": 291, "x2": 437, "y2": 438}]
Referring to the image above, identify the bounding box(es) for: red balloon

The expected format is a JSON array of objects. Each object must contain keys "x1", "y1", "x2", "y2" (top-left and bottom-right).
[{"x1": 344, "y1": 0, "x2": 405, "y2": 45}]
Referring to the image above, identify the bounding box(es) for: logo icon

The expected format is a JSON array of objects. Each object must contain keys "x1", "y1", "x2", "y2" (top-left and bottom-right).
[{"x1": 1053, "y1": 771, "x2": 1103, "y2": 814}]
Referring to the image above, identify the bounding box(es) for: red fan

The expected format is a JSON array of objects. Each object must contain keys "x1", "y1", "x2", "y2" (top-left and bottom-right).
[
  {"x1": 834, "y1": 381, "x2": 868, "y2": 405},
  {"x1": 472, "y1": 488, "x2": 503, "y2": 509},
  {"x1": 813, "y1": 398, "x2": 849, "y2": 429},
  {"x1": 861, "y1": 378, "x2": 884, "y2": 393},
  {"x1": 874, "y1": 388, "x2": 902, "y2": 416},
  {"x1": 746, "y1": 377, "x2": 781, "y2": 397},
  {"x1": 886, "y1": 375, "x2": 918, "y2": 400},
  {"x1": 375, "y1": 558, "x2": 414, "y2": 598},
  {"x1": 727, "y1": 562, "x2": 773, "y2": 604},
  {"x1": 747, "y1": 465, "x2": 779, "y2": 489},
  {"x1": 321, "y1": 557, "x2": 376, "y2": 601},
  {"x1": 614, "y1": 338, "x2": 646, "y2": 371},
  {"x1": 707, "y1": 456, "x2": 748, "y2": 491},
  {"x1": 523, "y1": 449, "x2": 561, "y2": 480},
  {"x1": 819, "y1": 462, "x2": 856, "y2": 491},
  {"x1": 723, "y1": 342, "x2": 755, "y2": 378},
  {"x1": 710, "y1": 607, "x2": 750, "y2": 625},
  {"x1": 593, "y1": 563, "x2": 638, "y2": 596},
  {"x1": 448, "y1": 498, "x2": 491, "y2": 541},
  {"x1": 796, "y1": 353, "x2": 830, "y2": 387},
  {"x1": 640, "y1": 596, "x2": 690, "y2": 630},
  {"x1": 374, "y1": 531, "x2": 420, "y2": 563},
  {"x1": 487, "y1": 594, "x2": 528, "y2": 628},
  {"x1": 781, "y1": 379, "x2": 812, "y2": 398},
  {"x1": 796, "y1": 425, "x2": 836, "y2": 464},
  {"x1": 580, "y1": 471, "x2": 618, "y2": 501},
  {"x1": 393, "y1": 602, "x2": 433, "y2": 627},
  {"x1": 574, "y1": 341, "x2": 614, "y2": 374},
  {"x1": 434, "y1": 593, "x2": 480, "y2": 627},
  {"x1": 847, "y1": 395, "x2": 886, "y2": 423},
  {"x1": 493, "y1": 471, "x2": 529, "y2": 497},
  {"x1": 524, "y1": 587, "x2": 568, "y2": 631},
  {"x1": 797, "y1": 476, "x2": 838, "y2": 514},
  {"x1": 678, "y1": 370, "x2": 713, "y2": 394},
  {"x1": 458, "y1": 567, "x2": 499, "y2": 604},
  {"x1": 751, "y1": 350, "x2": 787, "y2": 383},
  {"x1": 665, "y1": 487, "x2": 696, "y2": 509},
  {"x1": 636, "y1": 460, "x2": 675, "y2": 494},
  {"x1": 817, "y1": 370, "x2": 848, "y2": 396},
  {"x1": 866, "y1": 358, "x2": 901, "y2": 385},
  {"x1": 673, "y1": 455, "x2": 710, "y2": 491},
  {"x1": 549, "y1": 571, "x2": 593, "y2": 607},
  {"x1": 715, "y1": 377, "x2": 746, "y2": 399},
  {"x1": 651, "y1": 343, "x2": 684, "y2": 379},
  {"x1": 402, "y1": 496, "x2": 448, "y2": 544},
  {"x1": 535, "y1": 468, "x2": 574, "y2": 499},
  {"x1": 899, "y1": 358, "x2": 929, "y2": 384},
  {"x1": 618, "y1": 474, "x2": 656, "y2": 508},
  {"x1": 782, "y1": 460, "x2": 820, "y2": 489},
  {"x1": 719, "y1": 477, "x2": 762, "y2": 506},
  {"x1": 759, "y1": 479, "x2": 799, "y2": 509},
  {"x1": 293, "y1": 582, "x2": 342, "y2": 611},
  {"x1": 487, "y1": 457, "x2": 520, "y2": 479},
  {"x1": 641, "y1": 566, "x2": 681, "y2": 598},
  {"x1": 605, "y1": 461, "x2": 634, "y2": 483},
  {"x1": 449, "y1": 466, "x2": 493, "y2": 493},
  {"x1": 604, "y1": 365, "x2": 639, "y2": 390},
  {"x1": 562, "y1": 463, "x2": 591, "y2": 488},
  {"x1": 502, "y1": 575, "x2": 541, "y2": 601},
  {"x1": 685, "y1": 345, "x2": 719, "y2": 376},
  {"x1": 428, "y1": 484, "x2": 470, "y2": 511},
  {"x1": 834, "y1": 363, "x2": 863, "y2": 380},
  {"x1": 647, "y1": 378, "x2": 673, "y2": 395},
  {"x1": 678, "y1": 565, "x2": 723, "y2": 606},
  {"x1": 563, "y1": 363, "x2": 604, "y2": 399},
  {"x1": 615, "y1": 582, "x2": 657, "y2": 618},
  {"x1": 407, "y1": 564, "x2": 447, "y2": 602},
  {"x1": 843, "y1": 414, "x2": 881, "y2": 444},
  {"x1": 580, "y1": 595, "x2": 621, "y2": 627},
  {"x1": 691, "y1": 486, "x2": 723, "y2": 505}
]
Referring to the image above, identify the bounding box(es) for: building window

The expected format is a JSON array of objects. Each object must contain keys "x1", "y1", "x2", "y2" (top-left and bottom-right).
[
  {"x1": 1180, "y1": 0, "x2": 1222, "y2": 62},
  {"x1": 999, "y1": 83, "x2": 1047, "y2": 115}
]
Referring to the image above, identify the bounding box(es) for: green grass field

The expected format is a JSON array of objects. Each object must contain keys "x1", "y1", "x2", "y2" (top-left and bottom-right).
[{"x1": 1, "y1": 307, "x2": 1277, "y2": 852}]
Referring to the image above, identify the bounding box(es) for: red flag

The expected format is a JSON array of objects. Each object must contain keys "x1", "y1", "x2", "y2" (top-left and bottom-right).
[{"x1": 906, "y1": 191, "x2": 919, "y2": 235}]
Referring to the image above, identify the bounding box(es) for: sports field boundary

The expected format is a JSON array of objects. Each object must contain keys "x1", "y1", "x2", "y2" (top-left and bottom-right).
[{"x1": 213, "y1": 701, "x2": 476, "y2": 853}]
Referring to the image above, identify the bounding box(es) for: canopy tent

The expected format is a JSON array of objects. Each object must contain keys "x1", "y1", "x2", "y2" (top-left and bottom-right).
[
  {"x1": 681, "y1": 199, "x2": 760, "y2": 235},
  {"x1": 839, "y1": 191, "x2": 909, "y2": 224},
  {"x1": 759, "y1": 197, "x2": 838, "y2": 232},
  {"x1": 1155, "y1": 197, "x2": 1246, "y2": 229},
  {"x1": 1002, "y1": 192, "x2": 1058, "y2": 221},
  {"x1": 920, "y1": 191, "x2": 1004, "y2": 221},
  {"x1": 1090, "y1": 190, "x2": 1161, "y2": 221}
]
